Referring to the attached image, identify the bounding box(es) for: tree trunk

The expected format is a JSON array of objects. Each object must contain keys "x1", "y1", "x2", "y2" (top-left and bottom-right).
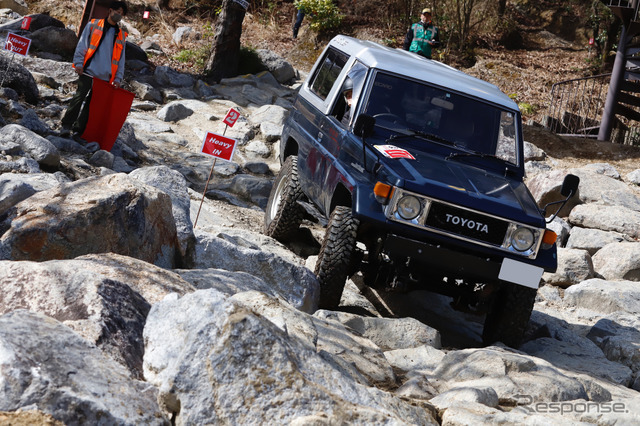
[
  {"x1": 497, "y1": 0, "x2": 506, "y2": 16},
  {"x1": 204, "y1": 0, "x2": 249, "y2": 83}
]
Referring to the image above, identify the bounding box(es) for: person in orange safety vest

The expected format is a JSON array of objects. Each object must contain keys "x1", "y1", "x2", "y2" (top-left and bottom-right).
[{"x1": 60, "y1": 1, "x2": 128, "y2": 137}]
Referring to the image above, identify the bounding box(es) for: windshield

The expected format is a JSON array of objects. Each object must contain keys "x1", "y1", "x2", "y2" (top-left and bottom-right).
[{"x1": 361, "y1": 72, "x2": 519, "y2": 165}]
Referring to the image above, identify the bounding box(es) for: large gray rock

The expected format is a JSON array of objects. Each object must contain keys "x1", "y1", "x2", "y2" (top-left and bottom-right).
[
  {"x1": 563, "y1": 278, "x2": 640, "y2": 315},
  {"x1": 18, "y1": 108, "x2": 50, "y2": 135},
  {"x1": 0, "y1": 173, "x2": 180, "y2": 268},
  {"x1": 130, "y1": 165, "x2": 196, "y2": 268},
  {"x1": 0, "y1": 258, "x2": 149, "y2": 378},
  {"x1": 193, "y1": 228, "x2": 318, "y2": 313},
  {"x1": 428, "y1": 346, "x2": 598, "y2": 403},
  {"x1": 628, "y1": 169, "x2": 640, "y2": 185},
  {"x1": 0, "y1": 310, "x2": 167, "y2": 424},
  {"x1": 542, "y1": 248, "x2": 594, "y2": 288},
  {"x1": 314, "y1": 310, "x2": 441, "y2": 350},
  {"x1": 256, "y1": 50, "x2": 296, "y2": 83},
  {"x1": 521, "y1": 337, "x2": 633, "y2": 386},
  {"x1": 591, "y1": 242, "x2": 640, "y2": 281},
  {"x1": 157, "y1": 101, "x2": 194, "y2": 122},
  {"x1": 143, "y1": 289, "x2": 436, "y2": 425},
  {"x1": 0, "y1": 56, "x2": 38, "y2": 104},
  {"x1": 154, "y1": 65, "x2": 195, "y2": 87},
  {"x1": 566, "y1": 226, "x2": 630, "y2": 255},
  {"x1": 234, "y1": 291, "x2": 396, "y2": 388},
  {"x1": 0, "y1": 172, "x2": 62, "y2": 215},
  {"x1": 526, "y1": 169, "x2": 581, "y2": 215},
  {"x1": 0, "y1": 124, "x2": 59, "y2": 167},
  {"x1": 569, "y1": 203, "x2": 640, "y2": 239},
  {"x1": 29, "y1": 27, "x2": 78, "y2": 60},
  {"x1": 587, "y1": 316, "x2": 640, "y2": 375}
]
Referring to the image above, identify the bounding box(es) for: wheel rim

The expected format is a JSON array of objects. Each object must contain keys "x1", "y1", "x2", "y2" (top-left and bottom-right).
[{"x1": 268, "y1": 176, "x2": 287, "y2": 222}]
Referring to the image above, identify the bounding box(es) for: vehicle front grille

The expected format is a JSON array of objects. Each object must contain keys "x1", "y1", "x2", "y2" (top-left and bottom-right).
[{"x1": 424, "y1": 201, "x2": 509, "y2": 246}]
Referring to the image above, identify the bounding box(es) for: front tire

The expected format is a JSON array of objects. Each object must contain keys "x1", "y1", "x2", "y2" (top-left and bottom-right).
[
  {"x1": 315, "y1": 206, "x2": 360, "y2": 309},
  {"x1": 482, "y1": 283, "x2": 537, "y2": 348},
  {"x1": 264, "y1": 155, "x2": 305, "y2": 241}
]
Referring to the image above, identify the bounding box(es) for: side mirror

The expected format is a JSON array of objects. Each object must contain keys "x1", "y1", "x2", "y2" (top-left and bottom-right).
[
  {"x1": 354, "y1": 114, "x2": 375, "y2": 138},
  {"x1": 561, "y1": 174, "x2": 580, "y2": 197},
  {"x1": 544, "y1": 174, "x2": 580, "y2": 223}
]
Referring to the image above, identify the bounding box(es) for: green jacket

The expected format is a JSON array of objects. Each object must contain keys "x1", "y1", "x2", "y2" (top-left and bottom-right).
[{"x1": 405, "y1": 22, "x2": 439, "y2": 59}]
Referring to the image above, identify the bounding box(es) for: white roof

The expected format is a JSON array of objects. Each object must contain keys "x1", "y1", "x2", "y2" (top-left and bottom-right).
[{"x1": 328, "y1": 35, "x2": 518, "y2": 111}]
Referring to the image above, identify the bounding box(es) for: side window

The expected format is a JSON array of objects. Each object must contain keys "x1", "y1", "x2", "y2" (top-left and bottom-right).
[{"x1": 309, "y1": 47, "x2": 349, "y2": 100}]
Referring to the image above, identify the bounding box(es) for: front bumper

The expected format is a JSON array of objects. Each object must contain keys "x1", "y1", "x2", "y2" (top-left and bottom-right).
[{"x1": 383, "y1": 233, "x2": 549, "y2": 288}]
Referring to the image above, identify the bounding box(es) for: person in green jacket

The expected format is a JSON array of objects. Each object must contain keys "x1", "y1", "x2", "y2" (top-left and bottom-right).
[{"x1": 403, "y1": 7, "x2": 440, "y2": 59}]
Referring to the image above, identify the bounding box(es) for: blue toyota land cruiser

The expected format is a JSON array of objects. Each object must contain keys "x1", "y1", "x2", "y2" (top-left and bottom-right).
[{"x1": 264, "y1": 35, "x2": 578, "y2": 347}]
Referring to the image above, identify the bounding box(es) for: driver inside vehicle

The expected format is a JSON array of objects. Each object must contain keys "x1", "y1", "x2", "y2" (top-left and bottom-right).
[{"x1": 341, "y1": 77, "x2": 354, "y2": 125}]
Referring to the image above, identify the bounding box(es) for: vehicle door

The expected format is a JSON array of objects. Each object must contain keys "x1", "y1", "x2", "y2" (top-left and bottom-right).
[{"x1": 297, "y1": 46, "x2": 350, "y2": 210}]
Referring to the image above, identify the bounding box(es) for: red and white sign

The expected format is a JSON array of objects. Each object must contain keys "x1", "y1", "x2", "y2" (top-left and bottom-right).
[
  {"x1": 4, "y1": 32, "x2": 31, "y2": 56},
  {"x1": 200, "y1": 132, "x2": 238, "y2": 162},
  {"x1": 21, "y1": 16, "x2": 32, "y2": 30},
  {"x1": 374, "y1": 144, "x2": 415, "y2": 160},
  {"x1": 223, "y1": 108, "x2": 241, "y2": 127},
  {"x1": 589, "y1": 38, "x2": 594, "y2": 46},
  {"x1": 143, "y1": 10, "x2": 150, "y2": 19}
]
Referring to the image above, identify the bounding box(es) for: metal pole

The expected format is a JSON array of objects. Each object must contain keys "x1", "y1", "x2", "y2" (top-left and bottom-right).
[
  {"x1": 193, "y1": 158, "x2": 217, "y2": 229},
  {"x1": 599, "y1": 26, "x2": 629, "y2": 141},
  {"x1": 193, "y1": 125, "x2": 228, "y2": 229}
]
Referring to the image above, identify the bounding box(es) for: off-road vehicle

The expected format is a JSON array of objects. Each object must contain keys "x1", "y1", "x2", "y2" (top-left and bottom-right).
[{"x1": 264, "y1": 35, "x2": 578, "y2": 347}]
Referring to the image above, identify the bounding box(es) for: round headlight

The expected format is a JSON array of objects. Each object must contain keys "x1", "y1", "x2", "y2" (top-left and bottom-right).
[
  {"x1": 511, "y1": 227, "x2": 535, "y2": 251},
  {"x1": 397, "y1": 195, "x2": 422, "y2": 220}
]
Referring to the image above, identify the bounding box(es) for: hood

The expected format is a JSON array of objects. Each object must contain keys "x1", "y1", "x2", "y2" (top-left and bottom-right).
[{"x1": 375, "y1": 148, "x2": 542, "y2": 224}]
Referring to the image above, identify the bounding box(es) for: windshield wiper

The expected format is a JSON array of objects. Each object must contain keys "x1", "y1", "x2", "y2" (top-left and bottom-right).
[
  {"x1": 446, "y1": 151, "x2": 506, "y2": 164},
  {"x1": 388, "y1": 129, "x2": 454, "y2": 146}
]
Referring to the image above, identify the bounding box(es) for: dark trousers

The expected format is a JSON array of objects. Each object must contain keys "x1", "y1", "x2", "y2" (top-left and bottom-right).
[
  {"x1": 61, "y1": 74, "x2": 93, "y2": 133},
  {"x1": 293, "y1": 10, "x2": 305, "y2": 38}
]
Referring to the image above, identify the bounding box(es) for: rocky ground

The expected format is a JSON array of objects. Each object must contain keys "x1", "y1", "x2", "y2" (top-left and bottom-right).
[{"x1": 1, "y1": 6, "x2": 640, "y2": 426}]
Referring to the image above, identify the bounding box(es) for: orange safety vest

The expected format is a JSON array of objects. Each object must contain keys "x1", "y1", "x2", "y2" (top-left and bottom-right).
[{"x1": 82, "y1": 19, "x2": 128, "y2": 84}]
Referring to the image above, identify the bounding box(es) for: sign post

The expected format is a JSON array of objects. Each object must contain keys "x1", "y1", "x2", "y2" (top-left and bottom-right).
[
  {"x1": 4, "y1": 32, "x2": 32, "y2": 56},
  {"x1": 193, "y1": 109, "x2": 241, "y2": 228},
  {"x1": 21, "y1": 16, "x2": 32, "y2": 30},
  {"x1": 2, "y1": 32, "x2": 32, "y2": 88}
]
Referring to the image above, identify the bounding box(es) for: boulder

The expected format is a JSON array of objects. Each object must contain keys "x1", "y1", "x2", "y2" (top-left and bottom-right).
[
  {"x1": 569, "y1": 203, "x2": 640, "y2": 239},
  {"x1": 0, "y1": 310, "x2": 167, "y2": 424},
  {"x1": 0, "y1": 56, "x2": 39, "y2": 104},
  {"x1": 0, "y1": 172, "x2": 62, "y2": 215},
  {"x1": 130, "y1": 165, "x2": 196, "y2": 267},
  {"x1": 314, "y1": 310, "x2": 441, "y2": 350},
  {"x1": 542, "y1": 248, "x2": 594, "y2": 287},
  {"x1": 0, "y1": 173, "x2": 180, "y2": 268},
  {"x1": 143, "y1": 289, "x2": 436, "y2": 425},
  {"x1": 0, "y1": 124, "x2": 59, "y2": 166},
  {"x1": 591, "y1": 242, "x2": 640, "y2": 281},
  {"x1": 256, "y1": 49, "x2": 295, "y2": 83},
  {"x1": 193, "y1": 228, "x2": 318, "y2": 313},
  {"x1": 563, "y1": 278, "x2": 640, "y2": 315},
  {"x1": 29, "y1": 27, "x2": 78, "y2": 60},
  {"x1": 565, "y1": 226, "x2": 630, "y2": 255}
]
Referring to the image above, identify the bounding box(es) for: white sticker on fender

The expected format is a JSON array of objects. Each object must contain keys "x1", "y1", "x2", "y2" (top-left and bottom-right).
[{"x1": 499, "y1": 258, "x2": 544, "y2": 289}]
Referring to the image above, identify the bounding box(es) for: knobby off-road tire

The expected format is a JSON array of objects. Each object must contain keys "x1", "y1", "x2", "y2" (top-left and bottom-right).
[
  {"x1": 315, "y1": 206, "x2": 360, "y2": 309},
  {"x1": 482, "y1": 283, "x2": 538, "y2": 348},
  {"x1": 264, "y1": 155, "x2": 305, "y2": 241}
]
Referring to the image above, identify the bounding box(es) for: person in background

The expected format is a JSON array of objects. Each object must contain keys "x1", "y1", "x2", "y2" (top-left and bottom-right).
[
  {"x1": 60, "y1": 0, "x2": 128, "y2": 137},
  {"x1": 403, "y1": 7, "x2": 440, "y2": 59}
]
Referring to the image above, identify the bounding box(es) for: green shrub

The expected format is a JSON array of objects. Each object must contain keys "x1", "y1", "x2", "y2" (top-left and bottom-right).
[{"x1": 294, "y1": 0, "x2": 343, "y2": 33}]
